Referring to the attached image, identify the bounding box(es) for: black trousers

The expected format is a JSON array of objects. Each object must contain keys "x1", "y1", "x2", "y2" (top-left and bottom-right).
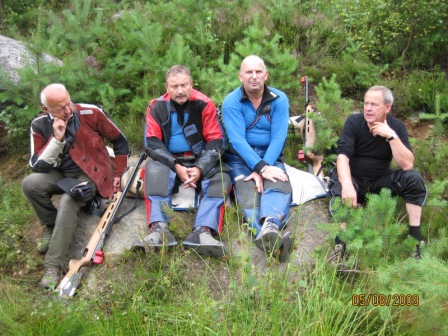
[{"x1": 329, "y1": 168, "x2": 427, "y2": 207}]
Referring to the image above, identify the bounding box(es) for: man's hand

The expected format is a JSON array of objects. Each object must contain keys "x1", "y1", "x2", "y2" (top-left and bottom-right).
[
  {"x1": 260, "y1": 165, "x2": 288, "y2": 183},
  {"x1": 341, "y1": 183, "x2": 358, "y2": 207},
  {"x1": 113, "y1": 177, "x2": 121, "y2": 192},
  {"x1": 53, "y1": 117, "x2": 67, "y2": 141},
  {"x1": 244, "y1": 172, "x2": 264, "y2": 193},
  {"x1": 174, "y1": 163, "x2": 201, "y2": 189},
  {"x1": 369, "y1": 120, "x2": 395, "y2": 139},
  {"x1": 184, "y1": 167, "x2": 201, "y2": 189}
]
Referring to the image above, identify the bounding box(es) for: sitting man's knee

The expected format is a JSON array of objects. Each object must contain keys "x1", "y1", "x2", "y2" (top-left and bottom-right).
[
  {"x1": 234, "y1": 178, "x2": 259, "y2": 209},
  {"x1": 395, "y1": 169, "x2": 427, "y2": 206},
  {"x1": 264, "y1": 178, "x2": 292, "y2": 194},
  {"x1": 207, "y1": 172, "x2": 232, "y2": 198},
  {"x1": 145, "y1": 160, "x2": 171, "y2": 196}
]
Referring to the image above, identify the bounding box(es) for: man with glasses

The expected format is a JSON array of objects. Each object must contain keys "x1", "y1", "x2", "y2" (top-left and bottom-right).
[{"x1": 22, "y1": 83, "x2": 129, "y2": 289}]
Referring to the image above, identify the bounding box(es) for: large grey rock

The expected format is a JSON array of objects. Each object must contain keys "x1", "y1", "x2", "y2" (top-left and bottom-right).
[
  {"x1": 70, "y1": 197, "x2": 330, "y2": 265},
  {"x1": 0, "y1": 35, "x2": 62, "y2": 86},
  {"x1": 67, "y1": 156, "x2": 331, "y2": 293},
  {"x1": 69, "y1": 196, "x2": 148, "y2": 260},
  {"x1": 69, "y1": 193, "x2": 330, "y2": 297}
]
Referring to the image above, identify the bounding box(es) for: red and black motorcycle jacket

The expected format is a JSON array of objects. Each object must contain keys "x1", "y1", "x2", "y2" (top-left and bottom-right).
[
  {"x1": 144, "y1": 90, "x2": 224, "y2": 177},
  {"x1": 29, "y1": 103, "x2": 129, "y2": 198}
]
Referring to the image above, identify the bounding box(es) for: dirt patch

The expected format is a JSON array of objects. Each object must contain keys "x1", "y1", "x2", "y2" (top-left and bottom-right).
[
  {"x1": 405, "y1": 120, "x2": 434, "y2": 140},
  {"x1": 0, "y1": 153, "x2": 29, "y2": 180}
]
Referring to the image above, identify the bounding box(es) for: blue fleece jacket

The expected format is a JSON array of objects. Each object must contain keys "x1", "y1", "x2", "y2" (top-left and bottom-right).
[{"x1": 222, "y1": 85, "x2": 289, "y2": 172}]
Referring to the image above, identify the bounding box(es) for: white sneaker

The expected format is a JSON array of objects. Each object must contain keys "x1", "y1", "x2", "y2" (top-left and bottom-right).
[
  {"x1": 131, "y1": 222, "x2": 177, "y2": 252},
  {"x1": 254, "y1": 218, "x2": 281, "y2": 253}
]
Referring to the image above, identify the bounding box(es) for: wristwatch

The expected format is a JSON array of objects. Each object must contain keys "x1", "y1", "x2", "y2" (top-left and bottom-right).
[{"x1": 386, "y1": 132, "x2": 398, "y2": 142}]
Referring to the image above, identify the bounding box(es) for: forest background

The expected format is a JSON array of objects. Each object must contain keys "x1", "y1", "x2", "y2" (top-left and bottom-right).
[{"x1": 0, "y1": 0, "x2": 447, "y2": 335}]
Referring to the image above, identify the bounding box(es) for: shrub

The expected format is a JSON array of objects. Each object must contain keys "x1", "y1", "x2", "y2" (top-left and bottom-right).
[
  {"x1": 325, "y1": 189, "x2": 412, "y2": 269},
  {"x1": 330, "y1": 0, "x2": 448, "y2": 68},
  {"x1": 390, "y1": 69, "x2": 448, "y2": 118}
]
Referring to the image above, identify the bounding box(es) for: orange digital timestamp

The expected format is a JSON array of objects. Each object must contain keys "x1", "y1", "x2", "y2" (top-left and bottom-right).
[{"x1": 352, "y1": 294, "x2": 420, "y2": 307}]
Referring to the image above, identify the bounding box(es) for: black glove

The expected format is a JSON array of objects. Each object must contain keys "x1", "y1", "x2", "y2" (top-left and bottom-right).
[{"x1": 57, "y1": 178, "x2": 94, "y2": 201}]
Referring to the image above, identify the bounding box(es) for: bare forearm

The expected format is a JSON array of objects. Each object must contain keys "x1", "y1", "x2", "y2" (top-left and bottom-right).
[
  {"x1": 389, "y1": 138, "x2": 414, "y2": 170},
  {"x1": 336, "y1": 154, "x2": 352, "y2": 187},
  {"x1": 336, "y1": 154, "x2": 358, "y2": 207}
]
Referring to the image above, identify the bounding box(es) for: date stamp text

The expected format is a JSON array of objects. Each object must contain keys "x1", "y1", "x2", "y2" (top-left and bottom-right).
[{"x1": 352, "y1": 294, "x2": 419, "y2": 307}]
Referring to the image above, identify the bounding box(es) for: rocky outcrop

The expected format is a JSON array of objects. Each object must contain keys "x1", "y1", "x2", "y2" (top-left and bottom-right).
[
  {"x1": 65, "y1": 155, "x2": 331, "y2": 294},
  {"x1": 0, "y1": 34, "x2": 62, "y2": 87}
]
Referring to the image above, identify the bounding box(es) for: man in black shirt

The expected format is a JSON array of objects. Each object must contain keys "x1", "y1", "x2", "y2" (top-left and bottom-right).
[{"x1": 330, "y1": 86, "x2": 427, "y2": 258}]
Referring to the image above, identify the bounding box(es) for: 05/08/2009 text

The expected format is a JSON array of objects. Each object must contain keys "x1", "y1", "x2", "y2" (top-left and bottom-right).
[{"x1": 352, "y1": 294, "x2": 419, "y2": 307}]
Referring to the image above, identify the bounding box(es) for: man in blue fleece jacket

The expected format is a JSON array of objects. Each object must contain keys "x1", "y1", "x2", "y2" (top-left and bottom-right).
[{"x1": 222, "y1": 55, "x2": 292, "y2": 255}]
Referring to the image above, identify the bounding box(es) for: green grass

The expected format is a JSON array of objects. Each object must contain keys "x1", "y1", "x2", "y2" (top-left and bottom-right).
[
  {"x1": 2, "y1": 176, "x2": 447, "y2": 335},
  {"x1": 1, "y1": 123, "x2": 447, "y2": 335},
  {"x1": 2, "y1": 127, "x2": 448, "y2": 335}
]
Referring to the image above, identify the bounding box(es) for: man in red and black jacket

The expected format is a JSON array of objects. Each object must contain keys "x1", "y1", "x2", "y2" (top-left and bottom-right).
[
  {"x1": 22, "y1": 83, "x2": 129, "y2": 289},
  {"x1": 132, "y1": 65, "x2": 231, "y2": 258}
]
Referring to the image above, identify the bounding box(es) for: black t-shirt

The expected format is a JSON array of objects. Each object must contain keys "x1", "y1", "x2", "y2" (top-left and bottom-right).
[{"x1": 337, "y1": 113, "x2": 412, "y2": 181}]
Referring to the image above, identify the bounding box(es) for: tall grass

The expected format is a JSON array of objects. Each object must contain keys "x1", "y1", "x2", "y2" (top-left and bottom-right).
[{"x1": 0, "y1": 199, "x2": 417, "y2": 335}]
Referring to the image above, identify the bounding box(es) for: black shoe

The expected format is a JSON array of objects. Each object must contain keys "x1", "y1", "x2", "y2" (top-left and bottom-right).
[
  {"x1": 413, "y1": 241, "x2": 425, "y2": 259},
  {"x1": 182, "y1": 226, "x2": 227, "y2": 258},
  {"x1": 328, "y1": 243, "x2": 358, "y2": 283},
  {"x1": 328, "y1": 243, "x2": 346, "y2": 264}
]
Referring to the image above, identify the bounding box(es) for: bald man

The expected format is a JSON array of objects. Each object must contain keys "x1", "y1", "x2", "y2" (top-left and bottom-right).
[
  {"x1": 22, "y1": 83, "x2": 129, "y2": 289},
  {"x1": 222, "y1": 56, "x2": 292, "y2": 259}
]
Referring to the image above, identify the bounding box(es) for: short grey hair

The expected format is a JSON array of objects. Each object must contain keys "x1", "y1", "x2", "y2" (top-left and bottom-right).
[
  {"x1": 366, "y1": 85, "x2": 394, "y2": 105},
  {"x1": 165, "y1": 65, "x2": 192, "y2": 82},
  {"x1": 40, "y1": 83, "x2": 68, "y2": 106}
]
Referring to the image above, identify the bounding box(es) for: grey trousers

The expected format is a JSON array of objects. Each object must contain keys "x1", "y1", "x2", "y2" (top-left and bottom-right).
[{"x1": 21, "y1": 170, "x2": 96, "y2": 269}]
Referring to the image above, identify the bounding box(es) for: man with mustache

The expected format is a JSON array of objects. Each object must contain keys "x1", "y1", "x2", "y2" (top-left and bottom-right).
[
  {"x1": 133, "y1": 65, "x2": 231, "y2": 257},
  {"x1": 22, "y1": 83, "x2": 129, "y2": 289},
  {"x1": 330, "y1": 85, "x2": 427, "y2": 259},
  {"x1": 222, "y1": 55, "x2": 293, "y2": 258}
]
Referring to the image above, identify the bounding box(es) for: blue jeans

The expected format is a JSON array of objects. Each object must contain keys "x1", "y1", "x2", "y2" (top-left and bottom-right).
[
  {"x1": 144, "y1": 160, "x2": 231, "y2": 233},
  {"x1": 225, "y1": 148, "x2": 292, "y2": 235}
]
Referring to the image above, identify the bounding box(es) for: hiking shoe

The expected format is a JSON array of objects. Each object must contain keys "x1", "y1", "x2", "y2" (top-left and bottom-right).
[
  {"x1": 40, "y1": 266, "x2": 61, "y2": 290},
  {"x1": 253, "y1": 218, "x2": 281, "y2": 253},
  {"x1": 36, "y1": 226, "x2": 53, "y2": 254},
  {"x1": 328, "y1": 243, "x2": 358, "y2": 282},
  {"x1": 279, "y1": 230, "x2": 294, "y2": 262},
  {"x1": 131, "y1": 222, "x2": 177, "y2": 252},
  {"x1": 328, "y1": 243, "x2": 346, "y2": 265},
  {"x1": 182, "y1": 226, "x2": 227, "y2": 258},
  {"x1": 413, "y1": 241, "x2": 425, "y2": 259}
]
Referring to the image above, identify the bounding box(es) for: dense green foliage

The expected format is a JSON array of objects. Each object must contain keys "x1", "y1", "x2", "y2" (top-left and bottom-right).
[
  {"x1": 330, "y1": 0, "x2": 448, "y2": 66},
  {"x1": 0, "y1": 0, "x2": 447, "y2": 149},
  {"x1": 0, "y1": 0, "x2": 447, "y2": 335}
]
